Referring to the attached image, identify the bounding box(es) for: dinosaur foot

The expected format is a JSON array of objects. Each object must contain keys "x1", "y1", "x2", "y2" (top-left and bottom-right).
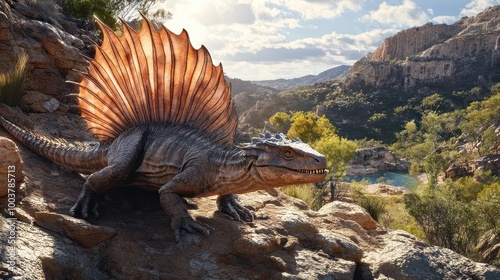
[
  {"x1": 171, "y1": 216, "x2": 214, "y2": 242},
  {"x1": 69, "y1": 188, "x2": 100, "y2": 219},
  {"x1": 217, "y1": 194, "x2": 254, "y2": 222}
]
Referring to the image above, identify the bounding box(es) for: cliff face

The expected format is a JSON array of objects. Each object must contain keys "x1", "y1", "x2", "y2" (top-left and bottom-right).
[
  {"x1": 348, "y1": 6, "x2": 500, "y2": 92},
  {"x1": 0, "y1": 0, "x2": 90, "y2": 102}
]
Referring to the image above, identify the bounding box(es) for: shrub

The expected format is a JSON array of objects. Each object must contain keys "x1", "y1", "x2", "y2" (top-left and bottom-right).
[
  {"x1": 0, "y1": 52, "x2": 28, "y2": 106},
  {"x1": 281, "y1": 184, "x2": 317, "y2": 209},
  {"x1": 380, "y1": 195, "x2": 425, "y2": 239},
  {"x1": 405, "y1": 185, "x2": 482, "y2": 258},
  {"x1": 350, "y1": 181, "x2": 387, "y2": 222}
]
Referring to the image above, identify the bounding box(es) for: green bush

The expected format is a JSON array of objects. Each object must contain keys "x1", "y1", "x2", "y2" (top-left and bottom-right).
[
  {"x1": 0, "y1": 52, "x2": 28, "y2": 106},
  {"x1": 380, "y1": 195, "x2": 425, "y2": 239},
  {"x1": 404, "y1": 178, "x2": 500, "y2": 263},
  {"x1": 405, "y1": 190, "x2": 479, "y2": 256}
]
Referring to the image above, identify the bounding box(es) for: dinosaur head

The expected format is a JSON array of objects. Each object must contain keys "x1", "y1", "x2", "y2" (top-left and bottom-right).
[{"x1": 241, "y1": 133, "x2": 328, "y2": 187}]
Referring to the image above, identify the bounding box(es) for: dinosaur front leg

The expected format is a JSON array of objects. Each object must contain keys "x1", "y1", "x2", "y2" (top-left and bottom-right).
[
  {"x1": 217, "y1": 194, "x2": 254, "y2": 222},
  {"x1": 70, "y1": 129, "x2": 146, "y2": 218},
  {"x1": 159, "y1": 168, "x2": 214, "y2": 241}
]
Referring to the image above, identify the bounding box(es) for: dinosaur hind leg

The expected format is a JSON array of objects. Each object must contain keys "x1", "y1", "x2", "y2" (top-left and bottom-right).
[{"x1": 70, "y1": 129, "x2": 146, "y2": 218}]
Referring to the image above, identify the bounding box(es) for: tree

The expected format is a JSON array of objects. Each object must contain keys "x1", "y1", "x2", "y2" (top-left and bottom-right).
[
  {"x1": 460, "y1": 84, "x2": 500, "y2": 155},
  {"x1": 64, "y1": 0, "x2": 119, "y2": 29},
  {"x1": 420, "y1": 93, "x2": 444, "y2": 112},
  {"x1": 423, "y1": 153, "x2": 446, "y2": 187},
  {"x1": 287, "y1": 111, "x2": 336, "y2": 143},
  {"x1": 314, "y1": 135, "x2": 357, "y2": 200},
  {"x1": 405, "y1": 186, "x2": 481, "y2": 257},
  {"x1": 63, "y1": 0, "x2": 171, "y2": 30},
  {"x1": 273, "y1": 111, "x2": 357, "y2": 206},
  {"x1": 269, "y1": 112, "x2": 291, "y2": 132}
]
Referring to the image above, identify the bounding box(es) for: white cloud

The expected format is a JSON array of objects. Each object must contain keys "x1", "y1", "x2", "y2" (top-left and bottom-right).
[
  {"x1": 361, "y1": 0, "x2": 431, "y2": 28},
  {"x1": 161, "y1": 0, "x2": 369, "y2": 64},
  {"x1": 432, "y1": 15, "x2": 458, "y2": 24},
  {"x1": 277, "y1": 0, "x2": 364, "y2": 20},
  {"x1": 222, "y1": 28, "x2": 399, "y2": 80},
  {"x1": 153, "y1": 0, "x2": 448, "y2": 80},
  {"x1": 460, "y1": 0, "x2": 500, "y2": 17}
]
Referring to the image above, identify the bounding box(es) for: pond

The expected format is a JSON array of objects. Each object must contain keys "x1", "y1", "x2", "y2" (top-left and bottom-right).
[{"x1": 344, "y1": 171, "x2": 419, "y2": 189}]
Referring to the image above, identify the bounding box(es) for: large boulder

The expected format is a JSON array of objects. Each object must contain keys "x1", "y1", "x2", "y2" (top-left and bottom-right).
[
  {"x1": 362, "y1": 230, "x2": 500, "y2": 279},
  {"x1": 0, "y1": 136, "x2": 23, "y2": 197}
]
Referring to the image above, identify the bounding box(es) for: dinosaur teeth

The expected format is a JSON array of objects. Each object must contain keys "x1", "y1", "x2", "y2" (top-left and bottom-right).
[{"x1": 298, "y1": 169, "x2": 328, "y2": 175}]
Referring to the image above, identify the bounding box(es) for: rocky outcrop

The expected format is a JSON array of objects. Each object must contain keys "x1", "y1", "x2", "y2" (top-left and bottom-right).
[
  {"x1": 362, "y1": 230, "x2": 500, "y2": 279},
  {"x1": 445, "y1": 163, "x2": 474, "y2": 179},
  {"x1": 0, "y1": 0, "x2": 90, "y2": 104},
  {"x1": 476, "y1": 154, "x2": 500, "y2": 176},
  {"x1": 444, "y1": 154, "x2": 500, "y2": 180},
  {"x1": 346, "y1": 147, "x2": 410, "y2": 176},
  {"x1": 1, "y1": 112, "x2": 499, "y2": 279},
  {"x1": 348, "y1": 6, "x2": 500, "y2": 92}
]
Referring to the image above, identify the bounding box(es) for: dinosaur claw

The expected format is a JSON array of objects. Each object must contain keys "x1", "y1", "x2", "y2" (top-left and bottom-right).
[
  {"x1": 217, "y1": 194, "x2": 254, "y2": 222},
  {"x1": 70, "y1": 188, "x2": 100, "y2": 219},
  {"x1": 171, "y1": 216, "x2": 214, "y2": 241}
]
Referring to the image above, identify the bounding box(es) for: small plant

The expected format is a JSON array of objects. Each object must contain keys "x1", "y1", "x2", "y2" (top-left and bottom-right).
[
  {"x1": 350, "y1": 181, "x2": 387, "y2": 222},
  {"x1": 0, "y1": 52, "x2": 28, "y2": 106},
  {"x1": 281, "y1": 184, "x2": 316, "y2": 208}
]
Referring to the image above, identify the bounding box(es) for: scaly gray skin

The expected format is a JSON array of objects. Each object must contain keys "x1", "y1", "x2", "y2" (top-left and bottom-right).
[{"x1": 0, "y1": 118, "x2": 327, "y2": 240}]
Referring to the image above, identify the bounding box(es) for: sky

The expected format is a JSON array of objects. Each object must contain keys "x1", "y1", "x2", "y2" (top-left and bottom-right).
[{"x1": 155, "y1": 0, "x2": 500, "y2": 81}]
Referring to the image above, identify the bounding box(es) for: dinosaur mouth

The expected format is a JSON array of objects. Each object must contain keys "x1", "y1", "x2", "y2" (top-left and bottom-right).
[
  {"x1": 296, "y1": 168, "x2": 329, "y2": 175},
  {"x1": 255, "y1": 165, "x2": 328, "y2": 176}
]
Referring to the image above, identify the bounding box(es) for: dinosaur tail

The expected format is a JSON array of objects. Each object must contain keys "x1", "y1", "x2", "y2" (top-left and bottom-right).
[{"x1": 0, "y1": 117, "x2": 108, "y2": 174}]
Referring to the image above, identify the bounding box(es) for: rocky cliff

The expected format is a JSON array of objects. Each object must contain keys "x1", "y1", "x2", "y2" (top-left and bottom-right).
[
  {"x1": 347, "y1": 6, "x2": 500, "y2": 93},
  {"x1": 0, "y1": 0, "x2": 91, "y2": 107}
]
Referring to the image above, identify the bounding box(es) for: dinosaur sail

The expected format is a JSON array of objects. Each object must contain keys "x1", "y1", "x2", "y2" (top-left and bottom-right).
[{"x1": 72, "y1": 16, "x2": 237, "y2": 145}]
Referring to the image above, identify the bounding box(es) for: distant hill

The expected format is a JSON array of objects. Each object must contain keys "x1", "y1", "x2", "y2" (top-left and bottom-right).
[
  {"x1": 226, "y1": 77, "x2": 280, "y2": 95},
  {"x1": 252, "y1": 65, "x2": 350, "y2": 91}
]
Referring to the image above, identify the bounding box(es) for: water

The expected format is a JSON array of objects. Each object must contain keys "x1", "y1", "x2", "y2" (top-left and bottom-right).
[{"x1": 344, "y1": 171, "x2": 418, "y2": 189}]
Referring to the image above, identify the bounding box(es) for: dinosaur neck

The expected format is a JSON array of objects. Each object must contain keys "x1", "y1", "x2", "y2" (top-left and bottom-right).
[{"x1": 208, "y1": 147, "x2": 266, "y2": 196}]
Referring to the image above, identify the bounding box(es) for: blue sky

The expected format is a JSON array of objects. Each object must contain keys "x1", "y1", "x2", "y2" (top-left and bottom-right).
[{"x1": 157, "y1": 0, "x2": 500, "y2": 80}]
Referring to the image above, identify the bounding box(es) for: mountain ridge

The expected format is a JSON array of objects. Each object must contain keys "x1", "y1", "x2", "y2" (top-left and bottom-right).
[{"x1": 252, "y1": 65, "x2": 350, "y2": 91}]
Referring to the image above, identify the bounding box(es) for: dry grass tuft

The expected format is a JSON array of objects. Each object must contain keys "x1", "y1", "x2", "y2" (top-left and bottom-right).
[{"x1": 0, "y1": 52, "x2": 28, "y2": 106}]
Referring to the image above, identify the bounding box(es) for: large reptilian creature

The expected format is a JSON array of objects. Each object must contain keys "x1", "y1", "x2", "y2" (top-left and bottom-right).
[{"x1": 0, "y1": 17, "x2": 327, "y2": 240}]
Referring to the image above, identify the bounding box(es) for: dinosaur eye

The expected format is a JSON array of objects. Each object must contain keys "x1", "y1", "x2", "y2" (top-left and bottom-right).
[{"x1": 283, "y1": 150, "x2": 294, "y2": 160}]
